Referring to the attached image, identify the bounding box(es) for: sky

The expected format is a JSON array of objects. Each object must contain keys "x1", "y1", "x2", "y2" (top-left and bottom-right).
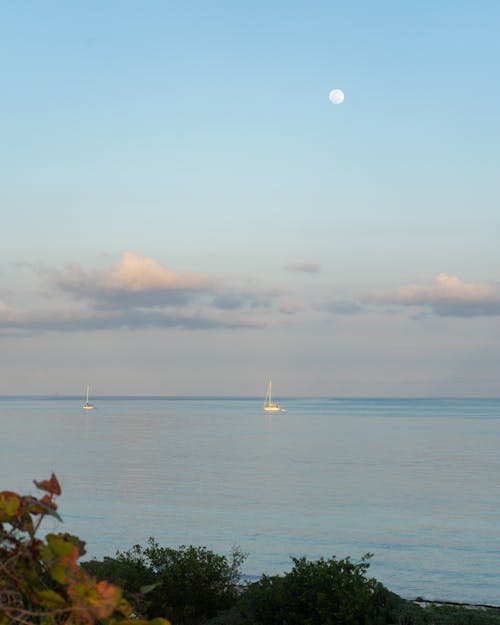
[{"x1": 1, "y1": 1, "x2": 499, "y2": 397}]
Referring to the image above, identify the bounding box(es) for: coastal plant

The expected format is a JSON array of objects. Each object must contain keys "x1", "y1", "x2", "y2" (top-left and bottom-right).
[
  {"x1": 245, "y1": 554, "x2": 386, "y2": 624},
  {"x1": 0, "y1": 474, "x2": 170, "y2": 625},
  {"x1": 206, "y1": 554, "x2": 406, "y2": 625},
  {"x1": 83, "y1": 539, "x2": 247, "y2": 625}
]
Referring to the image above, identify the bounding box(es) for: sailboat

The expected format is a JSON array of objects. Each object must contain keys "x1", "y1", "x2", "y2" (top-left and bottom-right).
[
  {"x1": 263, "y1": 380, "x2": 286, "y2": 412},
  {"x1": 83, "y1": 385, "x2": 96, "y2": 410}
]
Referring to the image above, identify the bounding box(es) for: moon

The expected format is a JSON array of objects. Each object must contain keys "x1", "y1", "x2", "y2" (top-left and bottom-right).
[{"x1": 329, "y1": 89, "x2": 345, "y2": 104}]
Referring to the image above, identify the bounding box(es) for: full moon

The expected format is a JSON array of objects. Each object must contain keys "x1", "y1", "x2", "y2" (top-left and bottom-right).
[{"x1": 329, "y1": 89, "x2": 345, "y2": 104}]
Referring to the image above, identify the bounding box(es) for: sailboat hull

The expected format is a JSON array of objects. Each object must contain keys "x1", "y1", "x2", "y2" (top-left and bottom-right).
[{"x1": 263, "y1": 405, "x2": 283, "y2": 412}]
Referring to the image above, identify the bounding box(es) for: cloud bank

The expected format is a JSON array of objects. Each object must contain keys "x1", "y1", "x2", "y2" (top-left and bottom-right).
[
  {"x1": 3, "y1": 258, "x2": 500, "y2": 338},
  {"x1": 0, "y1": 252, "x2": 283, "y2": 335}
]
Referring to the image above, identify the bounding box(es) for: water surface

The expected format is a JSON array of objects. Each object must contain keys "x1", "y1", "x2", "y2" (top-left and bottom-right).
[{"x1": 1, "y1": 396, "x2": 499, "y2": 605}]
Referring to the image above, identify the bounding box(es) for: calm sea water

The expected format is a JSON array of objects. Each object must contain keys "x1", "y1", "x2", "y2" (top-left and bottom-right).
[{"x1": 1, "y1": 396, "x2": 499, "y2": 605}]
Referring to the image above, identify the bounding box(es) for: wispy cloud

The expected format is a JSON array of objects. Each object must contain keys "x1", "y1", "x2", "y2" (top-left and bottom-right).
[
  {"x1": 322, "y1": 300, "x2": 364, "y2": 315},
  {"x1": 368, "y1": 273, "x2": 500, "y2": 317},
  {"x1": 0, "y1": 308, "x2": 263, "y2": 333},
  {"x1": 285, "y1": 263, "x2": 321, "y2": 274},
  {"x1": 278, "y1": 300, "x2": 304, "y2": 315}
]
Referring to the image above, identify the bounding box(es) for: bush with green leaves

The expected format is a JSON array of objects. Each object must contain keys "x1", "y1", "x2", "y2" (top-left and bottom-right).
[
  {"x1": 207, "y1": 556, "x2": 500, "y2": 625},
  {"x1": 0, "y1": 474, "x2": 169, "y2": 625},
  {"x1": 83, "y1": 539, "x2": 247, "y2": 625},
  {"x1": 207, "y1": 554, "x2": 406, "y2": 625}
]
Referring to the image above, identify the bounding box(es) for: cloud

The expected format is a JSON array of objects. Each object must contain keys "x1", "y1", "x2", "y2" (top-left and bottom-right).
[
  {"x1": 0, "y1": 252, "x2": 283, "y2": 335},
  {"x1": 0, "y1": 308, "x2": 263, "y2": 333},
  {"x1": 104, "y1": 251, "x2": 206, "y2": 291},
  {"x1": 369, "y1": 273, "x2": 500, "y2": 317},
  {"x1": 278, "y1": 301, "x2": 304, "y2": 315},
  {"x1": 211, "y1": 294, "x2": 246, "y2": 310},
  {"x1": 285, "y1": 263, "x2": 321, "y2": 274},
  {"x1": 0, "y1": 300, "x2": 21, "y2": 322},
  {"x1": 50, "y1": 251, "x2": 214, "y2": 309},
  {"x1": 323, "y1": 300, "x2": 364, "y2": 315}
]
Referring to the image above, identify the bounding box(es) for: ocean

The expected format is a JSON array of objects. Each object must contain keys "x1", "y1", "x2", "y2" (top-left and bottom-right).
[{"x1": 1, "y1": 396, "x2": 499, "y2": 605}]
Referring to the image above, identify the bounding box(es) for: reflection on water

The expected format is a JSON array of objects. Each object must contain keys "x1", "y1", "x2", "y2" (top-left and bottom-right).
[{"x1": 1, "y1": 397, "x2": 499, "y2": 605}]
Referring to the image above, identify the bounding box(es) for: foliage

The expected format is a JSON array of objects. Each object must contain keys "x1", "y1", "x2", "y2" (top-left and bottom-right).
[
  {"x1": 206, "y1": 554, "x2": 406, "y2": 625},
  {"x1": 207, "y1": 558, "x2": 500, "y2": 625},
  {"x1": 83, "y1": 553, "x2": 157, "y2": 616},
  {"x1": 4, "y1": 477, "x2": 500, "y2": 625},
  {"x1": 83, "y1": 539, "x2": 247, "y2": 625},
  {"x1": 247, "y1": 554, "x2": 399, "y2": 625},
  {"x1": 0, "y1": 475, "x2": 170, "y2": 625},
  {"x1": 406, "y1": 604, "x2": 500, "y2": 625}
]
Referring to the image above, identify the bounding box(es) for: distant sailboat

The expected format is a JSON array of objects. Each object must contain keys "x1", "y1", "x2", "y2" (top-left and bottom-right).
[
  {"x1": 263, "y1": 380, "x2": 286, "y2": 412},
  {"x1": 83, "y1": 385, "x2": 96, "y2": 410}
]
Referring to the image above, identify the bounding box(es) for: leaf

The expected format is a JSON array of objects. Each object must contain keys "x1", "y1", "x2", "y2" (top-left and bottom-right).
[
  {"x1": 0, "y1": 491, "x2": 21, "y2": 520},
  {"x1": 68, "y1": 578, "x2": 123, "y2": 620},
  {"x1": 34, "y1": 589, "x2": 67, "y2": 609},
  {"x1": 116, "y1": 597, "x2": 133, "y2": 617},
  {"x1": 41, "y1": 534, "x2": 81, "y2": 584},
  {"x1": 140, "y1": 583, "x2": 160, "y2": 595},
  {"x1": 92, "y1": 580, "x2": 123, "y2": 617},
  {"x1": 41, "y1": 493, "x2": 58, "y2": 509},
  {"x1": 33, "y1": 473, "x2": 62, "y2": 496},
  {"x1": 25, "y1": 496, "x2": 63, "y2": 522}
]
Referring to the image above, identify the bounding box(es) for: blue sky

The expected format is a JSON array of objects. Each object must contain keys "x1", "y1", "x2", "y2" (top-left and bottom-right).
[{"x1": 1, "y1": 1, "x2": 499, "y2": 396}]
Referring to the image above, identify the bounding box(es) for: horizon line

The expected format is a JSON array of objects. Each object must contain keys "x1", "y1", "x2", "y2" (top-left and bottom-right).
[{"x1": 1, "y1": 394, "x2": 500, "y2": 400}]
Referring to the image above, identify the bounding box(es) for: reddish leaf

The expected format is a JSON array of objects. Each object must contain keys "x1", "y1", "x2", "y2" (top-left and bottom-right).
[
  {"x1": 34, "y1": 473, "x2": 62, "y2": 496},
  {"x1": 92, "y1": 580, "x2": 123, "y2": 618},
  {"x1": 25, "y1": 496, "x2": 62, "y2": 522},
  {"x1": 40, "y1": 494, "x2": 58, "y2": 509},
  {"x1": 68, "y1": 577, "x2": 123, "y2": 620}
]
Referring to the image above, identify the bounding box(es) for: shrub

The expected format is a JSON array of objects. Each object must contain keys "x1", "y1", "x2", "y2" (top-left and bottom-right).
[
  {"x1": 84, "y1": 539, "x2": 247, "y2": 625},
  {"x1": 207, "y1": 554, "x2": 406, "y2": 625},
  {"x1": 83, "y1": 552, "x2": 157, "y2": 617},
  {"x1": 0, "y1": 474, "x2": 169, "y2": 625}
]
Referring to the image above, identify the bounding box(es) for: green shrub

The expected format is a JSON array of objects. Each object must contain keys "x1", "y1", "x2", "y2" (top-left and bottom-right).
[
  {"x1": 208, "y1": 554, "x2": 406, "y2": 625},
  {"x1": 84, "y1": 539, "x2": 246, "y2": 625}
]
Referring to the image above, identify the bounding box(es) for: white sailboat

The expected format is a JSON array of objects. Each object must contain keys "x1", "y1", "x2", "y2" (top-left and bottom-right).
[
  {"x1": 263, "y1": 380, "x2": 286, "y2": 412},
  {"x1": 83, "y1": 384, "x2": 96, "y2": 410}
]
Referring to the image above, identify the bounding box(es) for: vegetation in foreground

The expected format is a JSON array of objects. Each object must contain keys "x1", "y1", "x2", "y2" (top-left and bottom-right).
[
  {"x1": 83, "y1": 540, "x2": 246, "y2": 625},
  {"x1": 0, "y1": 475, "x2": 169, "y2": 625},
  {"x1": 2, "y1": 476, "x2": 500, "y2": 625},
  {"x1": 84, "y1": 546, "x2": 500, "y2": 625}
]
